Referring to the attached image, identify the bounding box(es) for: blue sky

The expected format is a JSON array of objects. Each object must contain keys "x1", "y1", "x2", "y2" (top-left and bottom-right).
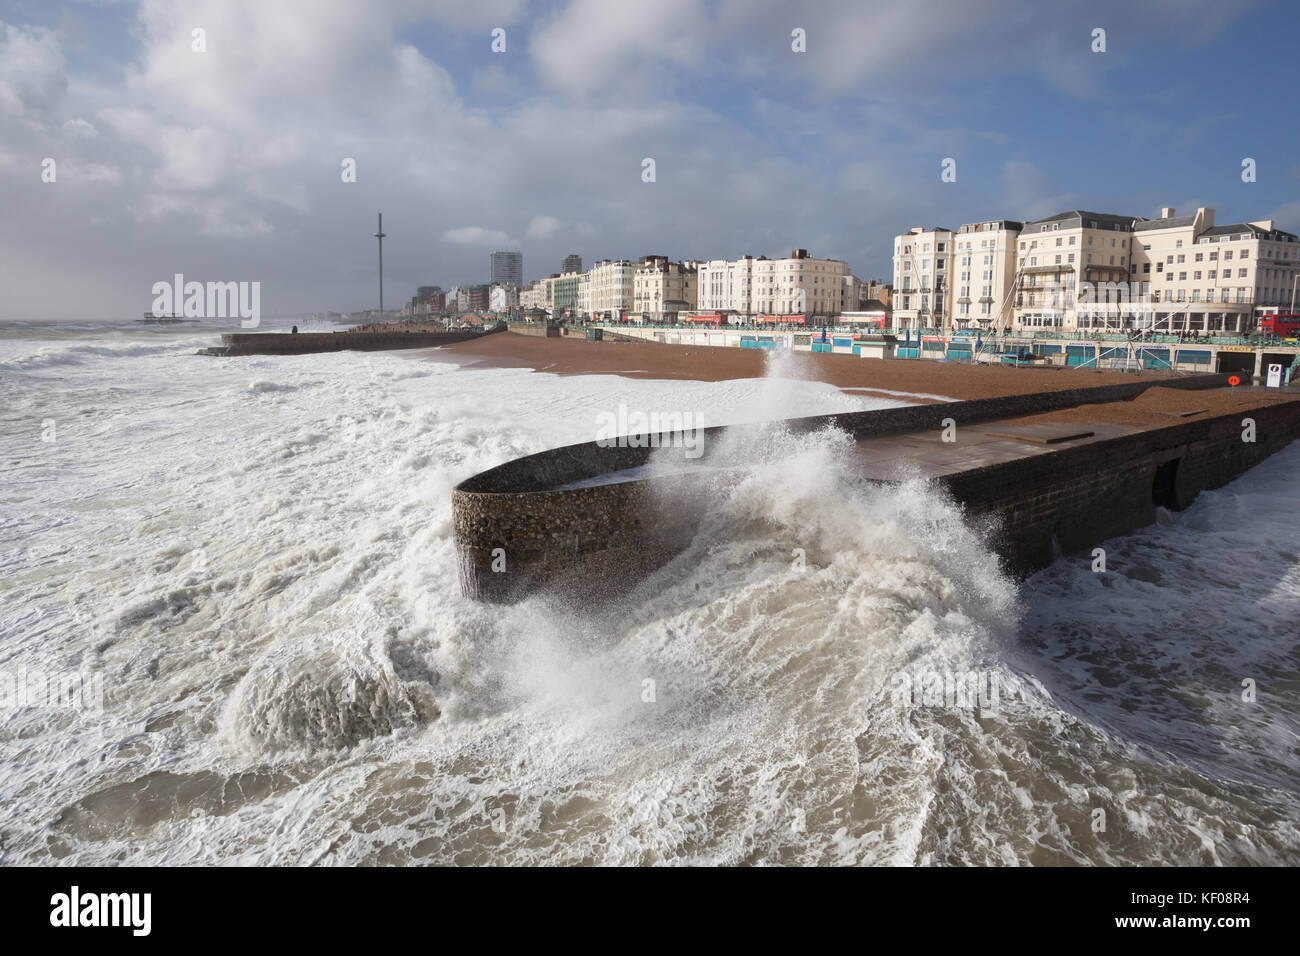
[{"x1": 1, "y1": 0, "x2": 1297, "y2": 318}]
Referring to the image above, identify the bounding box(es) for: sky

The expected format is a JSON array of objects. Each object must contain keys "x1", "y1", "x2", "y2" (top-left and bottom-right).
[{"x1": 2, "y1": 0, "x2": 1299, "y2": 319}]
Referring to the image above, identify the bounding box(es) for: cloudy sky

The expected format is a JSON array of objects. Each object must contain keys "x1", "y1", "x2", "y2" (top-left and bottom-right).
[{"x1": 2, "y1": 0, "x2": 1298, "y2": 319}]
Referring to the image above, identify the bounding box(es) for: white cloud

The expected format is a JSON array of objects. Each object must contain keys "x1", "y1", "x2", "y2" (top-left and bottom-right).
[
  {"x1": 443, "y1": 226, "x2": 514, "y2": 247},
  {"x1": 62, "y1": 117, "x2": 98, "y2": 137},
  {"x1": 525, "y1": 216, "x2": 562, "y2": 240},
  {"x1": 0, "y1": 23, "x2": 67, "y2": 118},
  {"x1": 530, "y1": 0, "x2": 706, "y2": 95}
]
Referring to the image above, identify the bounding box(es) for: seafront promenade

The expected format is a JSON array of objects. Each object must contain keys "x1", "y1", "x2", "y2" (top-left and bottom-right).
[{"x1": 589, "y1": 322, "x2": 1300, "y2": 378}]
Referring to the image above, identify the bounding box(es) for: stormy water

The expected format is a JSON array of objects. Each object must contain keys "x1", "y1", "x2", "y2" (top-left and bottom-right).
[{"x1": 1, "y1": 319, "x2": 1296, "y2": 865}]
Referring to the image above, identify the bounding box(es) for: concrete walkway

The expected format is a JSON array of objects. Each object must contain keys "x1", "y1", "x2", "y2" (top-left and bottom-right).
[{"x1": 850, "y1": 420, "x2": 1139, "y2": 480}]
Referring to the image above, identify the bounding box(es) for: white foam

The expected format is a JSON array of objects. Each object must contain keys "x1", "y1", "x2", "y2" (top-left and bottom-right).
[{"x1": 2, "y1": 324, "x2": 1297, "y2": 865}]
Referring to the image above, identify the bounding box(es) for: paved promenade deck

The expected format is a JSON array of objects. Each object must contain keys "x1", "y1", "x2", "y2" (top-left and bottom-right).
[{"x1": 850, "y1": 420, "x2": 1138, "y2": 481}]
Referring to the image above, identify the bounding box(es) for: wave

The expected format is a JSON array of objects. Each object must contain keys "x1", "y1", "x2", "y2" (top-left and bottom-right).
[{"x1": 0, "y1": 338, "x2": 213, "y2": 372}]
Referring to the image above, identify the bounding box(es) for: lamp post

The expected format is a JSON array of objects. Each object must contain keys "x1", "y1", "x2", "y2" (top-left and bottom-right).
[{"x1": 1290, "y1": 273, "x2": 1298, "y2": 315}]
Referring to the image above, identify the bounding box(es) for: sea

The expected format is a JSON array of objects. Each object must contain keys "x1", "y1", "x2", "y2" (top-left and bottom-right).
[{"x1": 1, "y1": 317, "x2": 1297, "y2": 865}]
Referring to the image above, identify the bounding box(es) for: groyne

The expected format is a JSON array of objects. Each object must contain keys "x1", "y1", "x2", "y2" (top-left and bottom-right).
[
  {"x1": 452, "y1": 373, "x2": 1300, "y2": 603},
  {"x1": 211, "y1": 325, "x2": 502, "y2": 356}
]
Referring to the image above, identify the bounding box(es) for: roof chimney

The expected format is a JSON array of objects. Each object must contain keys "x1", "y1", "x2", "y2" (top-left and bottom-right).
[{"x1": 1160, "y1": 207, "x2": 1175, "y2": 219}]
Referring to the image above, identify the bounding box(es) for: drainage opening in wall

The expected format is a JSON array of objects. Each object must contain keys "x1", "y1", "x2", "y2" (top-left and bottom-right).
[{"x1": 1152, "y1": 458, "x2": 1181, "y2": 510}]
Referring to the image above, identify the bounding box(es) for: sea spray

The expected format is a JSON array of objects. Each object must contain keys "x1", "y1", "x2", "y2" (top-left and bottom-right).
[{"x1": 220, "y1": 627, "x2": 439, "y2": 755}]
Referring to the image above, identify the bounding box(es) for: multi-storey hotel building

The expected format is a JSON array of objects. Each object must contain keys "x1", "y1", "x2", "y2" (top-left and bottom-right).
[
  {"x1": 540, "y1": 271, "x2": 583, "y2": 315},
  {"x1": 1015, "y1": 210, "x2": 1135, "y2": 331},
  {"x1": 953, "y1": 219, "x2": 1022, "y2": 329},
  {"x1": 632, "y1": 256, "x2": 698, "y2": 320},
  {"x1": 750, "y1": 249, "x2": 848, "y2": 316},
  {"x1": 896, "y1": 205, "x2": 1298, "y2": 334},
  {"x1": 891, "y1": 227, "x2": 954, "y2": 330},
  {"x1": 1128, "y1": 209, "x2": 1299, "y2": 333},
  {"x1": 585, "y1": 259, "x2": 637, "y2": 318},
  {"x1": 696, "y1": 251, "x2": 845, "y2": 319},
  {"x1": 697, "y1": 256, "x2": 756, "y2": 316}
]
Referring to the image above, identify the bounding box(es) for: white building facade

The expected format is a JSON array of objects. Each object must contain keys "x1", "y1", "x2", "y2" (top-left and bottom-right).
[
  {"x1": 953, "y1": 219, "x2": 1022, "y2": 330},
  {"x1": 585, "y1": 259, "x2": 637, "y2": 318},
  {"x1": 891, "y1": 227, "x2": 955, "y2": 330}
]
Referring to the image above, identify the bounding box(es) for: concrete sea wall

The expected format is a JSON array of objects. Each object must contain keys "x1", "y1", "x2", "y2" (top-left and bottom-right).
[
  {"x1": 453, "y1": 375, "x2": 1298, "y2": 603},
  {"x1": 219, "y1": 326, "x2": 500, "y2": 355},
  {"x1": 940, "y1": 399, "x2": 1300, "y2": 573},
  {"x1": 506, "y1": 322, "x2": 562, "y2": 338}
]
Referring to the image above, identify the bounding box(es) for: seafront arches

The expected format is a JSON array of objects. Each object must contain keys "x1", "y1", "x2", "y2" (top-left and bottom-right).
[{"x1": 1216, "y1": 351, "x2": 1255, "y2": 376}]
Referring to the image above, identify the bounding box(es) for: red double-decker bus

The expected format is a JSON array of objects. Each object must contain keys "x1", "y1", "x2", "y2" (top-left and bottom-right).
[{"x1": 1260, "y1": 313, "x2": 1300, "y2": 338}]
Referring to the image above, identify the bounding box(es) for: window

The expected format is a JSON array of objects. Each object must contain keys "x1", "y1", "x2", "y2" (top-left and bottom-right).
[
  {"x1": 1055, "y1": 255, "x2": 1062, "y2": 264},
  {"x1": 1068, "y1": 254, "x2": 1076, "y2": 263},
  {"x1": 1176, "y1": 240, "x2": 1183, "y2": 248},
  {"x1": 1241, "y1": 249, "x2": 1250, "y2": 259},
  {"x1": 1209, "y1": 270, "x2": 1216, "y2": 279},
  {"x1": 1069, "y1": 236, "x2": 1076, "y2": 246},
  {"x1": 1224, "y1": 250, "x2": 1233, "y2": 260},
  {"x1": 1177, "y1": 255, "x2": 1185, "y2": 264},
  {"x1": 1194, "y1": 271, "x2": 1202, "y2": 280},
  {"x1": 1167, "y1": 255, "x2": 1174, "y2": 264},
  {"x1": 1195, "y1": 253, "x2": 1203, "y2": 262},
  {"x1": 1143, "y1": 263, "x2": 1151, "y2": 274},
  {"x1": 1239, "y1": 268, "x2": 1248, "y2": 278},
  {"x1": 1179, "y1": 272, "x2": 1187, "y2": 280}
]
